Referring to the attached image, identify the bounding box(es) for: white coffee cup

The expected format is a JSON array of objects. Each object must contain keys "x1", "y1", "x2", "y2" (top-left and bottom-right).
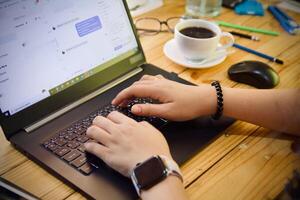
[{"x1": 174, "y1": 19, "x2": 234, "y2": 61}]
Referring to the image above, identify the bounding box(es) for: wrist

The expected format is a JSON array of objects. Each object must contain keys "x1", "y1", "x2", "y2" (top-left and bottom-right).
[
  {"x1": 129, "y1": 153, "x2": 173, "y2": 176},
  {"x1": 203, "y1": 83, "x2": 230, "y2": 119},
  {"x1": 140, "y1": 175, "x2": 186, "y2": 200},
  {"x1": 210, "y1": 81, "x2": 224, "y2": 120},
  {"x1": 196, "y1": 85, "x2": 217, "y2": 116}
]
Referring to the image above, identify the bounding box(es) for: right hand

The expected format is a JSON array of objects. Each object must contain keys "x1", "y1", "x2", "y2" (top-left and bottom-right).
[{"x1": 112, "y1": 75, "x2": 216, "y2": 121}]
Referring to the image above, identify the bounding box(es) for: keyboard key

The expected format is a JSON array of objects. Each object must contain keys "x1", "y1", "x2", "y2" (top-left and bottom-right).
[
  {"x1": 64, "y1": 133, "x2": 77, "y2": 141},
  {"x1": 55, "y1": 147, "x2": 70, "y2": 157},
  {"x1": 43, "y1": 140, "x2": 51, "y2": 147},
  {"x1": 66, "y1": 141, "x2": 80, "y2": 149},
  {"x1": 79, "y1": 163, "x2": 93, "y2": 175},
  {"x1": 54, "y1": 138, "x2": 67, "y2": 146},
  {"x1": 46, "y1": 143, "x2": 58, "y2": 152},
  {"x1": 77, "y1": 136, "x2": 89, "y2": 143},
  {"x1": 63, "y1": 150, "x2": 81, "y2": 162},
  {"x1": 83, "y1": 121, "x2": 91, "y2": 126},
  {"x1": 58, "y1": 131, "x2": 67, "y2": 137},
  {"x1": 81, "y1": 124, "x2": 89, "y2": 129},
  {"x1": 71, "y1": 155, "x2": 87, "y2": 168},
  {"x1": 67, "y1": 127, "x2": 74, "y2": 132},
  {"x1": 75, "y1": 127, "x2": 86, "y2": 135},
  {"x1": 77, "y1": 145, "x2": 85, "y2": 153}
]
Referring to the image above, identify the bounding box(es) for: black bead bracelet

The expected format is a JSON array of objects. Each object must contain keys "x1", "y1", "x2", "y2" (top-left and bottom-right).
[{"x1": 211, "y1": 81, "x2": 223, "y2": 120}]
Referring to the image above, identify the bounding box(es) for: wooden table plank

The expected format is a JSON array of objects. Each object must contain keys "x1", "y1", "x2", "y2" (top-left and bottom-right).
[
  {"x1": 182, "y1": 121, "x2": 259, "y2": 186},
  {"x1": 41, "y1": 184, "x2": 74, "y2": 200},
  {"x1": 2, "y1": 160, "x2": 67, "y2": 198},
  {"x1": 64, "y1": 192, "x2": 86, "y2": 200},
  {"x1": 0, "y1": 128, "x2": 27, "y2": 175},
  {"x1": 186, "y1": 128, "x2": 300, "y2": 200}
]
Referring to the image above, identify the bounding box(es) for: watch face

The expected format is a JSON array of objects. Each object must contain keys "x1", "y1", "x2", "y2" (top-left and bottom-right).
[{"x1": 134, "y1": 156, "x2": 167, "y2": 190}]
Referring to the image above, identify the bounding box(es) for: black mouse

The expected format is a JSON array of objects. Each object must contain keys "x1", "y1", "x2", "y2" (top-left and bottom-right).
[{"x1": 228, "y1": 61, "x2": 280, "y2": 89}]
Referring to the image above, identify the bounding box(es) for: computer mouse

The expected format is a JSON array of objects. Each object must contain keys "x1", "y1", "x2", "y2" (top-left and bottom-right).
[{"x1": 228, "y1": 60, "x2": 280, "y2": 89}]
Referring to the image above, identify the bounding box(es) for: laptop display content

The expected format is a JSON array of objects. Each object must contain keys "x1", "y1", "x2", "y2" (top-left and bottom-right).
[{"x1": 0, "y1": 0, "x2": 138, "y2": 117}]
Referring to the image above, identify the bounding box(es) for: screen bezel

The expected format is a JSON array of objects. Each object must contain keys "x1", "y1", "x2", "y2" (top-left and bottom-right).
[{"x1": 0, "y1": 0, "x2": 146, "y2": 139}]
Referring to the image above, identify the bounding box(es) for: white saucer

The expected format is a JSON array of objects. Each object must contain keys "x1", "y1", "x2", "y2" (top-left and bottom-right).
[{"x1": 163, "y1": 39, "x2": 227, "y2": 69}]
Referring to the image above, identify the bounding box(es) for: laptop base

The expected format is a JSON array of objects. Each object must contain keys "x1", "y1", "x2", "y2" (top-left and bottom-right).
[{"x1": 10, "y1": 64, "x2": 234, "y2": 200}]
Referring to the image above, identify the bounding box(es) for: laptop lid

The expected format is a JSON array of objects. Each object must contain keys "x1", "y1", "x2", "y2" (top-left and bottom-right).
[{"x1": 0, "y1": 0, "x2": 146, "y2": 139}]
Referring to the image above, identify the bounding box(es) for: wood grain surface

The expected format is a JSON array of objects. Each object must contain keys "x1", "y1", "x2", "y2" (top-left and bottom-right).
[{"x1": 1, "y1": 0, "x2": 299, "y2": 199}]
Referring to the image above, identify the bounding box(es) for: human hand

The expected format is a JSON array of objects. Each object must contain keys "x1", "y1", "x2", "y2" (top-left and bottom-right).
[
  {"x1": 112, "y1": 75, "x2": 216, "y2": 121},
  {"x1": 84, "y1": 111, "x2": 172, "y2": 177}
]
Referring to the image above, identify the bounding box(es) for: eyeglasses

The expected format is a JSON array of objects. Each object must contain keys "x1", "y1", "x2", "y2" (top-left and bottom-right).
[{"x1": 135, "y1": 17, "x2": 187, "y2": 36}]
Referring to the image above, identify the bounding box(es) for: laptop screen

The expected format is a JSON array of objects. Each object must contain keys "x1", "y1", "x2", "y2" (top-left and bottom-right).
[{"x1": 0, "y1": 0, "x2": 138, "y2": 117}]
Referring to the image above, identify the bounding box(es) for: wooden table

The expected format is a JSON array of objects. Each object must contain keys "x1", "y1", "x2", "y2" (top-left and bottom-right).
[{"x1": 1, "y1": 1, "x2": 299, "y2": 199}]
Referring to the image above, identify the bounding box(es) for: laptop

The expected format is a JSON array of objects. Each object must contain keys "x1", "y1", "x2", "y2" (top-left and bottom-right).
[{"x1": 0, "y1": 0, "x2": 234, "y2": 199}]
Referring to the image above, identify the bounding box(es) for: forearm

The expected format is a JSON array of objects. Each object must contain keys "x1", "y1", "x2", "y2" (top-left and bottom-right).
[
  {"x1": 220, "y1": 88, "x2": 300, "y2": 135},
  {"x1": 141, "y1": 176, "x2": 188, "y2": 200}
]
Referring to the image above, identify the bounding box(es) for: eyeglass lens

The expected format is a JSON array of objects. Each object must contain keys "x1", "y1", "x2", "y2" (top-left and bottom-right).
[
  {"x1": 135, "y1": 17, "x2": 181, "y2": 35},
  {"x1": 135, "y1": 18, "x2": 161, "y2": 35}
]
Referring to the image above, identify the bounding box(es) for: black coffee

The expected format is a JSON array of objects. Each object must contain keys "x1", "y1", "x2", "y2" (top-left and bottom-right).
[{"x1": 180, "y1": 27, "x2": 216, "y2": 39}]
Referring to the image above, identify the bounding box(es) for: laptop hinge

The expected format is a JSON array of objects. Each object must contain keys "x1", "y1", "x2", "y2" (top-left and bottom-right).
[{"x1": 25, "y1": 67, "x2": 143, "y2": 133}]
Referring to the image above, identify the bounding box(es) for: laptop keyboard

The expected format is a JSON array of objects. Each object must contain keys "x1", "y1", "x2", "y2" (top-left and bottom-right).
[{"x1": 42, "y1": 98, "x2": 167, "y2": 175}]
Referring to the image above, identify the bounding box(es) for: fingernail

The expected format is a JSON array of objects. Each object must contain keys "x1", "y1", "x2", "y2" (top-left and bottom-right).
[
  {"x1": 132, "y1": 105, "x2": 142, "y2": 113},
  {"x1": 84, "y1": 143, "x2": 90, "y2": 150},
  {"x1": 111, "y1": 98, "x2": 116, "y2": 104}
]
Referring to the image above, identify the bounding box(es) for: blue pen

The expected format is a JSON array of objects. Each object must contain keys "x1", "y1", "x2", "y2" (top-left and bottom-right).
[
  {"x1": 274, "y1": 6, "x2": 298, "y2": 28},
  {"x1": 233, "y1": 43, "x2": 284, "y2": 64},
  {"x1": 268, "y1": 6, "x2": 298, "y2": 35}
]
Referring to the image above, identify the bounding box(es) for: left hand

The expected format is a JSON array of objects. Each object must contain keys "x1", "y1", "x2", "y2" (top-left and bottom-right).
[
  {"x1": 84, "y1": 111, "x2": 172, "y2": 177},
  {"x1": 112, "y1": 75, "x2": 216, "y2": 121}
]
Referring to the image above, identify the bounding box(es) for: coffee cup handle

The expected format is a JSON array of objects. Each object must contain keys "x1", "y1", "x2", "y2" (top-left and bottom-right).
[{"x1": 216, "y1": 32, "x2": 234, "y2": 51}]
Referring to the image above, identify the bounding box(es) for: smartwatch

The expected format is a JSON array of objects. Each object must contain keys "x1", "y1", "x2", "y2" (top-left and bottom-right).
[{"x1": 130, "y1": 155, "x2": 183, "y2": 196}]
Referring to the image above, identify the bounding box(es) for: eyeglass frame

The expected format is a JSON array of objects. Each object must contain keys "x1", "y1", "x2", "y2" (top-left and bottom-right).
[{"x1": 134, "y1": 16, "x2": 189, "y2": 35}]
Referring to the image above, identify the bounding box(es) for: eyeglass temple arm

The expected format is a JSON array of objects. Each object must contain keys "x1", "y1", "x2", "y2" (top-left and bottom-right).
[{"x1": 136, "y1": 28, "x2": 169, "y2": 33}]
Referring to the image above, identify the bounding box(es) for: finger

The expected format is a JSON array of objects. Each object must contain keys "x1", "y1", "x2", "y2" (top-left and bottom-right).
[
  {"x1": 93, "y1": 116, "x2": 117, "y2": 134},
  {"x1": 117, "y1": 81, "x2": 155, "y2": 106},
  {"x1": 140, "y1": 75, "x2": 158, "y2": 81},
  {"x1": 118, "y1": 98, "x2": 135, "y2": 107},
  {"x1": 86, "y1": 126, "x2": 112, "y2": 146},
  {"x1": 155, "y1": 75, "x2": 165, "y2": 79},
  {"x1": 112, "y1": 85, "x2": 158, "y2": 105},
  {"x1": 107, "y1": 111, "x2": 136, "y2": 124},
  {"x1": 131, "y1": 103, "x2": 171, "y2": 118},
  {"x1": 84, "y1": 142, "x2": 109, "y2": 160},
  {"x1": 139, "y1": 120, "x2": 151, "y2": 127},
  {"x1": 132, "y1": 80, "x2": 155, "y2": 86}
]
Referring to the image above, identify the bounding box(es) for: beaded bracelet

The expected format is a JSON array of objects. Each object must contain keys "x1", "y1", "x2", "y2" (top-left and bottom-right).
[{"x1": 211, "y1": 81, "x2": 223, "y2": 120}]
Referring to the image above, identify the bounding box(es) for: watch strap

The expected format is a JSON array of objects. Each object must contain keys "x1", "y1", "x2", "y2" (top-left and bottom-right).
[{"x1": 159, "y1": 155, "x2": 183, "y2": 182}]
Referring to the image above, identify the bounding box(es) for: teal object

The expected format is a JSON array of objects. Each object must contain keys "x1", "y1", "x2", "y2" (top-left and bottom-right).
[{"x1": 235, "y1": 0, "x2": 264, "y2": 16}]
